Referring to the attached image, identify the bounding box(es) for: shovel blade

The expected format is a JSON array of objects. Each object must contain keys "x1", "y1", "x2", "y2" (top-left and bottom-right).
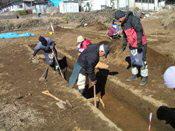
[
  {"x1": 56, "y1": 102, "x2": 66, "y2": 110},
  {"x1": 66, "y1": 100, "x2": 72, "y2": 108}
]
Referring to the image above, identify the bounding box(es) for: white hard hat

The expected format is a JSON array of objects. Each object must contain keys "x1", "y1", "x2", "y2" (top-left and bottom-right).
[
  {"x1": 77, "y1": 35, "x2": 84, "y2": 43},
  {"x1": 163, "y1": 66, "x2": 175, "y2": 89}
]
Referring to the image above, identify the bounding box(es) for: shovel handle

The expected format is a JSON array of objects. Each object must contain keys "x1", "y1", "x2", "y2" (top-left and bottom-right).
[
  {"x1": 52, "y1": 49, "x2": 64, "y2": 79},
  {"x1": 42, "y1": 90, "x2": 62, "y2": 102},
  {"x1": 93, "y1": 85, "x2": 97, "y2": 107}
]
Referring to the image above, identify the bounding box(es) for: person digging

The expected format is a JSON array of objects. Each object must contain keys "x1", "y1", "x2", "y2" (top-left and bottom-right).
[
  {"x1": 115, "y1": 10, "x2": 148, "y2": 86},
  {"x1": 68, "y1": 44, "x2": 110, "y2": 96},
  {"x1": 32, "y1": 36, "x2": 61, "y2": 81},
  {"x1": 76, "y1": 35, "x2": 92, "y2": 54}
]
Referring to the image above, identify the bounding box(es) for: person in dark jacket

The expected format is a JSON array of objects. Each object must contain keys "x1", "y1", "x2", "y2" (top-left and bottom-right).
[
  {"x1": 115, "y1": 10, "x2": 148, "y2": 86},
  {"x1": 68, "y1": 44, "x2": 110, "y2": 94}
]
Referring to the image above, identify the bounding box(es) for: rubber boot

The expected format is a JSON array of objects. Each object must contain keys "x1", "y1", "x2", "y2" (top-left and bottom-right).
[
  {"x1": 126, "y1": 75, "x2": 137, "y2": 82},
  {"x1": 140, "y1": 77, "x2": 148, "y2": 86}
]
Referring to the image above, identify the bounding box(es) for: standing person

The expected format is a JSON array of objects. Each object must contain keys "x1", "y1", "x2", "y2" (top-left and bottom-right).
[
  {"x1": 115, "y1": 10, "x2": 148, "y2": 86},
  {"x1": 76, "y1": 35, "x2": 92, "y2": 53},
  {"x1": 68, "y1": 44, "x2": 110, "y2": 95}
]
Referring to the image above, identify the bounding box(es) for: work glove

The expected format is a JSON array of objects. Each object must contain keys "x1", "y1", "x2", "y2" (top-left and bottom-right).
[
  {"x1": 122, "y1": 41, "x2": 127, "y2": 51},
  {"x1": 91, "y1": 80, "x2": 97, "y2": 86},
  {"x1": 137, "y1": 43, "x2": 143, "y2": 53}
]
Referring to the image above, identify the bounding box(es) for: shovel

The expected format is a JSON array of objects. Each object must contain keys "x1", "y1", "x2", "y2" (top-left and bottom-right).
[
  {"x1": 39, "y1": 67, "x2": 49, "y2": 82},
  {"x1": 93, "y1": 85, "x2": 97, "y2": 107},
  {"x1": 42, "y1": 90, "x2": 72, "y2": 110},
  {"x1": 52, "y1": 49, "x2": 65, "y2": 79}
]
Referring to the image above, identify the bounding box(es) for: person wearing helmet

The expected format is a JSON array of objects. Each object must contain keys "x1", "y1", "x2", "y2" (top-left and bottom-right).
[
  {"x1": 68, "y1": 44, "x2": 110, "y2": 95},
  {"x1": 114, "y1": 10, "x2": 148, "y2": 86},
  {"x1": 163, "y1": 66, "x2": 175, "y2": 90},
  {"x1": 76, "y1": 35, "x2": 92, "y2": 53},
  {"x1": 156, "y1": 67, "x2": 175, "y2": 128}
]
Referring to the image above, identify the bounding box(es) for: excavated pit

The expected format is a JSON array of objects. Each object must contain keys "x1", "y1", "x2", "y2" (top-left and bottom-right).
[
  {"x1": 42, "y1": 27, "x2": 175, "y2": 131},
  {"x1": 0, "y1": 41, "x2": 122, "y2": 131},
  {"x1": 1, "y1": 22, "x2": 175, "y2": 130},
  {"x1": 55, "y1": 48, "x2": 174, "y2": 131}
]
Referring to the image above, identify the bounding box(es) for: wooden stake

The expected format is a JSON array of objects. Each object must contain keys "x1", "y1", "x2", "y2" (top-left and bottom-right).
[
  {"x1": 93, "y1": 85, "x2": 97, "y2": 107},
  {"x1": 148, "y1": 112, "x2": 153, "y2": 131}
]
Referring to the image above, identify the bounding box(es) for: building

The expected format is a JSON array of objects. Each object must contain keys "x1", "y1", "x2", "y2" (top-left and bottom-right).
[
  {"x1": 113, "y1": 0, "x2": 166, "y2": 11},
  {"x1": 0, "y1": 0, "x2": 35, "y2": 12},
  {"x1": 0, "y1": 0, "x2": 48, "y2": 13},
  {"x1": 134, "y1": 0, "x2": 166, "y2": 11},
  {"x1": 81, "y1": 0, "x2": 167, "y2": 11},
  {"x1": 59, "y1": 0, "x2": 79, "y2": 13}
]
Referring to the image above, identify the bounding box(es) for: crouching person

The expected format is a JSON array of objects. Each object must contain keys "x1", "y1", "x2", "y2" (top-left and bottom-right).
[
  {"x1": 32, "y1": 36, "x2": 58, "y2": 81},
  {"x1": 76, "y1": 35, "x2": 92, "y2": 53},
  {"x1": 115, "y1": 10, "x2": 148, "y2": 86},
  {"x1": 68, "y1": 44, "x2": 110, "y2": 95}
]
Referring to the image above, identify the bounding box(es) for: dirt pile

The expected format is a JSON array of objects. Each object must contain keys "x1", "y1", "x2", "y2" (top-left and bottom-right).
[
  {"x1": 162, "y1": 10, "x2": 175, "y2": 29},
  {"x1": 87, "y1": 21, "x2": 107, "y2": 31},
  {"x1": 0, "y1": 9, "x2": 115, "y2": 32},
  {"x1": 0, "y1": 40, "x2": 120, "y2": 131},
  {"x1": 62, "y1": 9, "x2": 115, "y2": 25},
  {"x1": 0, "y1": 17, "x2": 63, "y2": 32}
]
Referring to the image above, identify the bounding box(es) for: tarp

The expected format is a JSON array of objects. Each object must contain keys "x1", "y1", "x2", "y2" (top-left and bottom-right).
[
  {"x1": 0, "y1": 32, "x2": 35, "y2": 39},
  {"x1": 48, "y1": 0, "x2": 63, "y2": 7}
]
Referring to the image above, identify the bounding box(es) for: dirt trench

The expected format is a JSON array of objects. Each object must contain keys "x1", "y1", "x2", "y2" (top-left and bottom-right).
[
  {"x1": 47, "y1": 27, "x2": 175, "y2": 131},
  {"x1": 1, "y1": 25, "x2": 175, "y2": 130},
  {"x1": 0, "y1": 41, "x2": 122, "y2": 131},
  {"x1": 57, "y1": 48, "x2": 174, "y2": 131}
]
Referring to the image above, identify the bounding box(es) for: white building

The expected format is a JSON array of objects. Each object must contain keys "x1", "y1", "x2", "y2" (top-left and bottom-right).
[
  {"x1": 0, "y1": 0, "x2": 47, "y2": 13},
  {"x1": 90, "y1": 0, "x2": 111, "y2": 11},
  {"x1": 0, "y1": 0, "x2": 34, "y2": 12},
  {"x1": 84, "y1": 0, "x2": 166, "y2": 11},
  {"x1": 134, "y1": 0, "x2": 166, "y2": 11},
  {"x1": 59, "y1": 0, "x2": 79, "y2": 13}
]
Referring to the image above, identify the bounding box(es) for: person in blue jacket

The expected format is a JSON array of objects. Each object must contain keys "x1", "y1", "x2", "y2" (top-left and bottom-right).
[
  {"x1": 32, "y1": 36, "x2": 58, "y2": 81},
  {"x1": 32, "y1": 36, "x2": 57, "y2": 66}
]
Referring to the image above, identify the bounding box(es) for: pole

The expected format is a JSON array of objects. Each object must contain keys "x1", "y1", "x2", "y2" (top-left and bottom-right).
[
  {"x1": 52, "y1": 49, "x2": 64, "y2": 79},
  {"x1": 93, "y1": 85, "x2": 97, "y2": 107},
  {"x1": 148, "y1": 112, "x2": 153, "y2": 131}
]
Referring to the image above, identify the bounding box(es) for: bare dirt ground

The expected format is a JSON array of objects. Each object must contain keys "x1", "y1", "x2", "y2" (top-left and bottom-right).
[
  {"x1": 0, "y1": 41, "x2": 120, "y2": 131},
  {"x1": 0, "y1": 9, "x2": 175, "y2": 131},
  {"x1": 50, "y1": 26, "x2": 175, "y2": 131}
]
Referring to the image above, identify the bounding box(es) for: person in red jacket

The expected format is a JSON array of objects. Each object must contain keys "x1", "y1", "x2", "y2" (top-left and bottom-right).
[
  {"x1": 115, "y1": 10, "x2": 148, "y2": 86},
  {"x1": 76, "y1": 35, "x2": 92, "y2": 53}
]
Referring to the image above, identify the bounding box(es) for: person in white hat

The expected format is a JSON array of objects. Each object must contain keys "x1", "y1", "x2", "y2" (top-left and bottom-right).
[
  {"x1": 163, "y1": 66, "x2": 175, "y2": 89},
  {"x1": 76, "y1": 35, "x2": 92, "y2": 53},
  {"x1": 69, "y1": 44, "x2": 110, "y2": 95}
]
